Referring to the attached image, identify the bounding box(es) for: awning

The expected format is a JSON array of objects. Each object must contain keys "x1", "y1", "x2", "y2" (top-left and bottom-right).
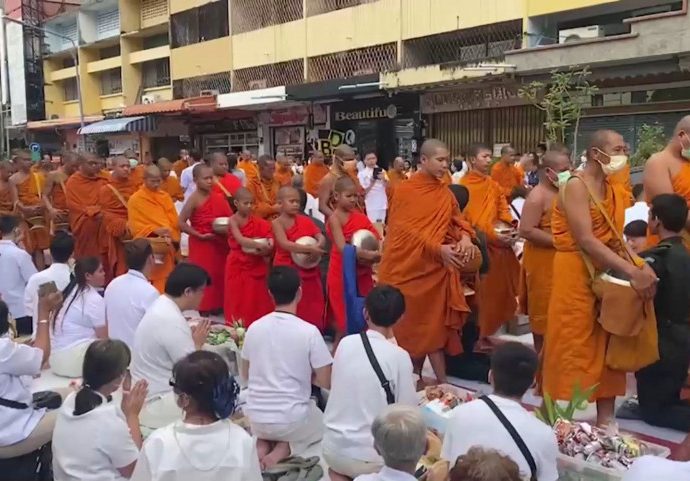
[
  {"x1": 286, "y1": 74, "x2": 380, "y2": 101},
  {"x1": 27, "y1": 115, "x2": 104, "y2": 130},
  {"x1": 122, "y1": 96, "x2": 217, "y2": 116},
  {"x1": 217, "y1": 86, "x2": 287, "y2": 110},
  {"x1": 78, "y1": 116, "x2": 157, "y2": 135}
]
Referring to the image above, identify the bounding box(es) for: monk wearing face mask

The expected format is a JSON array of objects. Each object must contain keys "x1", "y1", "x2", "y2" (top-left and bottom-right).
[
  {"x1": 542, "y1": 129, "x2": 657, "y2": 426},
  {"x1": 644, "y1": 115, "x2": 690, "y2": 250}
]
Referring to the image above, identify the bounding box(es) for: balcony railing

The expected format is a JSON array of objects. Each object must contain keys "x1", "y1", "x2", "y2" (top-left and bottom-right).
[
  {"x1": 232, "y1": 59, "x2": 304, "y2": 91},
  {"x1": 230, "y1": 0, "x2": 303, "y2": 35},
  {"x1": 307, "y1": 42, "x2": 397, "y2": 82}
]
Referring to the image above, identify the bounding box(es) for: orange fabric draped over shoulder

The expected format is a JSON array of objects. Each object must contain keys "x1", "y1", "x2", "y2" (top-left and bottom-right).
[
  {"x1": 490, "y1": 162, "x2": 524, "y2": 198},
  {"x1": 131, "y1": 165, "x2": 145, "y2": 187},
  {"x1": 542, "y1": 177, "x2": 630, "y2": 401},
  {"x1": 647, "y1": 162, "x2": 690, "y2": 249},
  {"x1": 304, "y1": 163, "x2": 329, "y2": 197},
  {"x1": 248, "y1": 178, "x2": 280, "y2": 220},
  {"x1": 238, "y1": 160, "x2": 259, "y2": 183},
  {"x1": 378, "y1": 172, "x2": 474, "y2": 358},
  {"x1": 65, "y1": 172, "x2": 108, "y2": 258},
  {"x1": 48, "y1": 173, "x2": 69, "y2": 211},
  {"x1": 460, "y1": 171, "x2": 519, "y2": 337},
  {"x1": 161, "y1": 176, "x2": 184, "y2": 203},
  {"x1": 386, "y1": 169, "x2": 406, "y2": 204},
  {"x1": 16, "y1": 174, "x2": 50, "y2": 252},
  {"x1": 0, "y1": 184, "x2": 12, "y2": 213},
  {"x1": 172, "y1": 159, "x2": 187, "y2": 179},
  {"x1": 127, "y1": 186, "x2": 180, "y2": 293},
  {"x1": 98, "y1": 177, "x2": 138, "y2": 279},
  {"x1": 275, "y1": 165, "x2": 294, "y2": 187}
]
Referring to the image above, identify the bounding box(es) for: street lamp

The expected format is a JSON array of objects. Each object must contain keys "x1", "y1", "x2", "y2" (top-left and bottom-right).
[{"x1": 1, "y1": 14, "x2": 85, "y2": 134}]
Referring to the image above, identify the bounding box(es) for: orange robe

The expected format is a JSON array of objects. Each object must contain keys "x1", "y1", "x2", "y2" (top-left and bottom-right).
[
  {"x1": 98, "y1": 177, "x2": 138, "y2": 280},
  {"x1": 248, "y1": 177, "x2": 280, "y2": 220},
  {"x1": 65, "y1": 172, "x2": 108, "y2": 258},
  {"x1": 128, "y1": 187, "x2": 180, "y2": 293},
  {"x1": 378, "y1": 172, "x2": 474, "y2": 357},
  {"x1": 131, "y1": 165, "x2": 145, "y2": 187},
  {"x1": 273, "y1": 215, "x2": 325, "y2": 330},
  {"x1": 224, "y1": 215, "x2": 274, "y2": 327},
  {"x1": 647, "y1": 162, "x2": 690, "y2": 248},
  {"x1": 609, "y1": 162, "x2": 632, "y2": 200},
  {"x1": 17, "y1": 173, "x2": 50, "y2": 253},
  {"x1": 275, "y1": 165, "x2": 294, "y2": 187},
  {"x1": 543, "y1": 178, "x2": 630, "y2": 401},
  {"x1": 491, "y1": 161, "x2": 524, "y2": 198},
  {"x1": 48, "y1": 173, "x2": 69, "y2": 211},
  {"x1": 441, "y1": 170, "x2": 452, "y2": 186},
  {"x1": 188, "y1": 191, "x2": 232, "y2": 312},
  {"x1": 460, "y1": 171, "x2": 520, "y2": 337},
  {"x1": 172, "y1": 159, "x2": 187, "y2": 179},
  {"x1": 517, "y1": 200, "x2": 555, "y2": 336},
  {"x1": 386, "y1": 169, "x2": 407, "y2": 204},
  {"x1": 238, "y1": 160, "x2": 259, "y2": 183},
  {"x1": 161, "y1": 175, "x2": 184, "y2": 203},
  {"x1": 0, "y1": 183, "x2": 13, "y2": 214},
  {"x1": 304, "y1": 163, "x2": 329, "y2": 197}
]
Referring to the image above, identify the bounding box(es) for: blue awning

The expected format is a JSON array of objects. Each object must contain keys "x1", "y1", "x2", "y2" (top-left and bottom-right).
[{"x1": 77, "y1": 116, "x2": 156, "y2": 135}]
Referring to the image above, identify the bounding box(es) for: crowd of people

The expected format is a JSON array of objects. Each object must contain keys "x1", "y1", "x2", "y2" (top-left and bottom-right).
[{"x1": 0, "y1": 125, "x2": 689, "y2": 481}]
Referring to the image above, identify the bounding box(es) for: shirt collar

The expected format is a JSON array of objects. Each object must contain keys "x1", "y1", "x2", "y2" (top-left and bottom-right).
[
  {"x1": 367, "y1": 330, "x2": 389, "y2": 341},
  {"x1": 49, "y1": 262, "x2": 71, "y2": 273},
  {"x1": 161, "y1": 294, "x2": 184, "y2": 316},
  {"x1": 0, "y1": 239, "x2": 17, "y2": 246},
  {"x1": 127, "y1": 269, "x2": 148, "y2": 281},
  {"x1": 379, "y1": 466, "x2": 417, "y2": 481}
]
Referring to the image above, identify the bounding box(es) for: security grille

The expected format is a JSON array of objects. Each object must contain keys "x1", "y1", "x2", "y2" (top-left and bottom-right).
[
  {"x1": 141, "y1": 0, "x2": 168, "y2": 26},
  {"x1": 63, "y1": 78, "x2": 78, "y2": 101},
  {"x1": 142, "y1": 58, "x2": 171, "y2": 89},
  {"x1": 306, "y1": 0, "x2": 378, "y2": 17},
  {"x1": 96, "y1": 8, "x2": 120, "y2": 41},
  {"x1": 230, "y1": 0, "x2": 303, "y2": 35},
  {"x1": 100, "y1": 68, "x2": 122, "y2": 95},
  {"x1": 307, "y1": 42, "x2": 396, "y2": 82},
  {"x1": 233, "y1": 59, "x2": 304, "y2": 91},
  {"x1": 173, "y1": 71, "x2": 232, "y2": 98}
]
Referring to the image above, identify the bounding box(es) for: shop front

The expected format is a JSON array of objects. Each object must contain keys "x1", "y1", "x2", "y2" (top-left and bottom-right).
[
  {"x1": 190, "y1": 116, "x2": 260, "y2": 157},
  {"x1": 264, "y1": 104, "x2": 328, "y2": 161}
]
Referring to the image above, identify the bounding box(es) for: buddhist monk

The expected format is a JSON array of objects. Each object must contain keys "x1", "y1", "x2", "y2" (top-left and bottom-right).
[
  {"x1": 178, "y1": 163, "x2": 232, "y2": 314},
  {"x1": 130, "y1": 148, "x2": 152, "y2": 187},
  {"x1": 644, "y1": 115, "x2": 690, "y2": 249},
  {"x1": 517, "y1": 150, "x2": 571, "y2": 355},
  {"x1": 274, "y1": 154, "x2": 294, "y2": 187},
  {"x1": 272, "y1": 186, "x2": 327, "y2": 330},
  {"x1": 318, "y1": 145, "x2": 365, "y2": 218},
  {"x1": 378, "y1": 140, "x2": 479, "y2": 385},
  {"x1": 543, "y1": 129, "x2": 657, "y2": 425},
  {"x1": 10, "y1": 150, "x2": 50, "y2": 268},
  {"x1": 172, "y1": 148, "x2": 190, "y2": 179},
  {"x1": 237, "y1": 149, "x2": 259, "y2": 183},
  {"x1": 224, "y1": 187, "x2": 274, "y2": 327},
  {"x1": 303, "y1": 151, "x2": 329, "y2": 198},
  {"x1": 387, "y1": 156, "x2": 407, "y2": 203},
  {"x1": 248, "y1": 155, "x2": 280, "y2": 220},
  {"x1": 157, "y1": 157, "x2": 184, "y2": 203},
  {"x1": 490, "y1": 145, "x2": 524, "y2": 199},
  {"x1": 210, "y1": 152, "x2": 242, "y2": 202},
  {"x1": 0, "y1": 161, "x2": 15, "y2": 215},
  {"x1": 461, "y1": 144, "x2": 520, "y2": 341},
  {"x1": 43, "y1": 153, "x2": 78, "y2": 234},
  {"x1": 98, "y1": 156, "x2": 138, "y2": 280},
  {"x1": 65, "y1": 153, "x2": 109, "y2": 260}
]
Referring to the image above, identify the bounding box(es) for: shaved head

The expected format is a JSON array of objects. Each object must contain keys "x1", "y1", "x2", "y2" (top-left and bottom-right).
[
  {"x1": 420, "y1": 138, "x2": 447, "y2": 159},
  {"x1": 334, "y1": 175, "x2": 356, "y2": 193},
  {"x1": 278, "y1": 185, "x2": 299, "y2": 200},
  {"x1": 258, "y1": 154, "x2": 275, "y2": 179},
  {"x1": 144, "y1": 165, "x2": 161, "y2": 178},
  {"x1": 157, "y1": 157, "x2": 172, "y2": 169},
  {"x1": 541, "y1": 150, "x2": 571, "y2": 171},
  {"x1": 674, "y1": 115, "x2": 690, "y2": 136},
  {"x1": 588, "y1": 129, "x2": 620, "y2": 152},
  {"x1": 334, "y1": 144, "x2": 355, "y2": 160},
  {"x1": 234, "y1": 187, "x2": 253, "y2": 202},
  {"x1": 420, "y1": 138, "x2": 450, "y2": 178},
  {"x1": 111, "y1": 155, "x2": 130, "y2": 180},
  {"x1": 193, "y1": 162, "x2": 211, "y2": 179}
]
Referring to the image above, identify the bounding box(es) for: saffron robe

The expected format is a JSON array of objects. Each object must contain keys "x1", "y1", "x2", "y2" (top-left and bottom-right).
[
  {"x1": 386, "y1": 169, "x2": 407, "y2": 204},
  {"x1": 161, "y1": 175, "x2": 184, "y2": 203},
  {"x1": 238, "y1": 160, "x2": 259, "y2": 183},
  {"x1": 65, "y1": 172, "x2": 108, "y2": 258},
  {"x1": 304, "y1": 163, "x2": 329, "y2": 197},
  {"x1": 647, "y1": 161, "x2": 690, "y2": 249},
  {"x1": 16, "y1": 173, "x2": 50, "y2": 252},
  {"x1": 273, "y1": 215, "x2": 325, "y2": 331},
  {"x1": 378, "y1": 172, "x2": 474, "y2": 358},
  {"x1": 275, "y1": 165, "x2": 294, "y2": 187},
  {"x1": 490, "y1": 161, "x2": 524, "y2": 198},
  {"x1": 172, "y1": 159, "x2": 187, "y2": 179},
  {"x1": 0, "y1": 183, "x2": 12, "y2": 214},
  {"x1": 98, "y1": 177, "x2": 138, "y2": 280},
  {"x1": 224, "y1": 215, "x2": 274, "y2": 327},
  {"x1": 248, "y1": 178, "x2": 280, "y2": 220},
  {"x1": 460, "y1": 171, "x2": 520, "y2": 337}
]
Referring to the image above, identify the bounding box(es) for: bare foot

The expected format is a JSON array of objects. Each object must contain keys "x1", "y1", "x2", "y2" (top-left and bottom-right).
[
  {"x1": 262, "y1": 441, "x2": 291, "y2": 469},
  {"x1": 256, "y1": 439, "x2": 273, "y2": 469},
  {"x1": 329, "y1": 468, "x2": 353, "y2": 481}
]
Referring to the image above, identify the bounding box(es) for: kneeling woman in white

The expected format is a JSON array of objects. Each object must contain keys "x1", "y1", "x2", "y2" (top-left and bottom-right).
[
  {"x1": 131, "y1": 351, "x2": 261, "y2": 481},
  {"x1": 53, "y1": 339, "x2": 148, "y2": 481},
  {"x1": 50, "y1": 257, "x2": 107, "y2": 377}
]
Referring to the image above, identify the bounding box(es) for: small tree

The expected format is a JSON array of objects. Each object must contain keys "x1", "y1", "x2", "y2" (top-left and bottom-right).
[
  {"x1": 519, "y1": 67, "x2": 598, "y2": 152},
  {"x1": 630, "y1": 123, "x2": 666, "y2": 168}
]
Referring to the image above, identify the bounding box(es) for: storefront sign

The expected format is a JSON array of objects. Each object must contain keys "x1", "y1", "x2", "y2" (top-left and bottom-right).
[
  {"x1": 192, "y1": 117, "x2": 257, "y2": 134},
  {"x1": 333, "y1": 104, "x2": 398, "y2": 122},
  {"x1": 421, "y1": 85, "x2": 527, "y2": 114},
  {"x1": 268, "y1": 105, "x2": 327, "y2": 126}
]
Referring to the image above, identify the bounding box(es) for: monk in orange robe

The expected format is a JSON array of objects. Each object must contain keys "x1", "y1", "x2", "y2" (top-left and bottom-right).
[
  {"x1": 247, "y1": 155, "x2": 280, "y2": 220},
  {"x1": 644, "y1": 115, "x2": 690, "y2": 249},
  {"x1": 157, "y1": 158, "x2": 184, "y2": 203},
  {"x1": 386, "y1": 156, "x2": 407, "y2": 203},
  {"x1": 544, "y1": 129, "x2": 657, "y2": 425},
  {"x1": 379, "y1": 139, "x2": 479, "y2": 384},
  {"x1": 303, "y1": 151, "x2": 329, "y2": 198},
  {"x1": 318, "y1": 145, "x2": 366, "y2": 218},
  {"x1": 10, "y1": 150, "x2": 50, "y2": 268},
  {"x1": 0, "y1": 161, "x2": 15, "y2": 215},
  {"x1": 210, "y1": 152, "x2": 243, "y2": 203},
  {"x1": 237, "y1": 150, "x2": 259, "y2": 184},
  {"x1": 65, "y1": 153, "x2": 109, "y2": 259},
  {"x1": 179, "y1": 163, "x2": 232, "y2": 313},
  {"x1": 130, "y1": 148, "x2": 153, "y2": 187},
  {"x1": 272, "y1": 186, "x2": 327, "y2": 330},
  {"x1": 43, "y1": 153, "x2": 78, "y2": 234},
  {"x1": 98, "y1": 157, "x2": 138, "y2": 280},
  {"x1": 224, "y1": 188, "x2": 274, "y2": 327},
  {"x1": 490, "y1": 145, "x2": 524, "y2": 199},
  {"x1": 172, "y1": 149, "x2": 190, "y2": 179},
  {"x1": 517, "y1": 150, "x2": 571, "y2": 355},
  {"x1": 128, "y1": 165, "x2": 181, "y2": 293},
  {"x1": 274, "y1": 154, "x2": 294, "y2": 187}
]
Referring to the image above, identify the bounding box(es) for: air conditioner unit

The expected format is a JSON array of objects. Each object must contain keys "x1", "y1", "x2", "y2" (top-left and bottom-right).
[
  {"x1": 248, "y1": 79, "x2": 267, "y2": 90},
  {"x1": 141, "y1": 94, "x2": 160, "y2": 104},
  {"x1": 200, "y1": 89, "x2": 220, "y2": 97},
  {"x1": 559, "y1": 26, "x2": 602, "y2": 44}
]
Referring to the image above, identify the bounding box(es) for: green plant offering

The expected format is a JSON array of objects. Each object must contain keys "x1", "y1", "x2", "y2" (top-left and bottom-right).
[{"x1": 536, "y1": 383, "x2": 598, "y2": 426}]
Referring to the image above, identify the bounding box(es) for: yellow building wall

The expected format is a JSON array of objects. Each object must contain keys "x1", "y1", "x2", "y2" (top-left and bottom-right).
[
  {"x1": 526, "y1": 0, "x2": 620, "y2": 17},
  {"x1": 43, "y1": 60, "x2": 63, "y2": 119},
  {"x1": 170, "y1": 0, "x2": 212, "y2": 14},
  {"x1": 49, "y1": 66, "x2": 77, "y2": 82},
  {"x1": 77, "y1": 49, "x2": 102, "y2": 116},
  {"x1": 121, "y1": 37, "x2": 143, "y2": 107},
  {"x1": 100, "y1": 94, "x2": 126, "y2": 111},
  {"x1": 63, "y1": 101, "x2": 81, "y2": 118},
  {"x1": 129, "y1": 45, "x2": 170, "y2": 64},
  {"x1": 232, "y1": 21, "x2": 304, "y2": 69},
  {"x1": 119, "y1": 0, "x2": 140, "y2": 33},
  {"x1": 142, "y1": 86, "x2": 173, "y2": 101},
  {"x1": 170, "y1": 37, "x2": 232, "y2": 80},
  {"x1": 87, "y1": 56, "x2": 122, "y2": 74}
]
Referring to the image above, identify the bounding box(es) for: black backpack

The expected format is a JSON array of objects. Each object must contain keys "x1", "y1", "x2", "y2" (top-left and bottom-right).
[{"x1": 0, "y1": 442, "x2": 53, "y2": 481}]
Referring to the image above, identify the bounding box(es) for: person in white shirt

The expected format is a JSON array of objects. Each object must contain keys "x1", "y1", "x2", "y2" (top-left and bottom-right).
[
  {"x1": 105, "y1": 239, "x2": 159, "y2": 349},
  {"x1": 180, "y1": 149, "x2": 203, "y2": 202},
  {"x1": 229, "y1": 152, "x2": 248, "y2": 186},
  {"x1": 623, "y1": 455, "x2": 690, "y2": 481},
  {"x1": 0, "y1": 293, "x2": 63, "y2": 459},
  {"x1": 357, "y1": 153, "x2": 388, "y2": 223},
  {"x1": 625, "y1": 183, "x2": 650, "y2": 227},
  {"x1": 131, "y1": 263, "x2": 211, "y2": 429},
  {"x1": 293, "y1": 175, "x2": 324, "y2": 223},
  {"x1": 50, "y1": 256, "x2": 108, "y2": 378},
  {"x1": 324, "y1": 285, "x2": 417, "y2": 480},
  {"x1": 451, "y1": 157, "x2": 467, "y2": 184},
  {"x1": 132, "y1": 350, "x2": 261, "y2": 481},
  {"x1": 53, "y1": 339, "x2": 148, "y2": 481},
  {"x1": 353, "y1": 405, "x2": 427, "y2": 481},
  {"x1": 24, "y1": 231, "x2": 74, "y2": 338},
  {"x1": 441, "y1": 342, "x2": 558, "y2": 481},
  {"x1": 241, "y1": 266, "x2": 332, "y2": 469},
  {"x1": 0, "y1": 215, "x2": 38, "y2": 335}
]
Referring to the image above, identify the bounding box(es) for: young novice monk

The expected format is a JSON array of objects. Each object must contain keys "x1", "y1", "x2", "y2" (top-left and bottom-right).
[
  {"x1": 272, "y1": 186, "x2": 327, "y2": 330},
  {"x1": 225, "y1": 188, "x2": 274, "y2": 327},
  {"x1": 327, "y1": 177, "x2": 381, "y2": 346}
]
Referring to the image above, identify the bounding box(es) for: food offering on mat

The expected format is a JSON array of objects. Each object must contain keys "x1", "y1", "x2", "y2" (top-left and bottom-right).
[
  {"x1": 421, "y1": 385, "x2": 475, "y2": 411},
  {"x1": 206, "y1": 322, "x2": 246, "y2": 348}
]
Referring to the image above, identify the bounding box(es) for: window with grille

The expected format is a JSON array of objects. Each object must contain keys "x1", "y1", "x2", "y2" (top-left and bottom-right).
[
  {"x1": 171, "y1": 0, "x2": 228, "y2": 48},
  {"x1": 100, "y1": 45, "x2": 121, "y2": 59},
  {"x1": 231, "y1": 0, "x2": 302, "y2": 35},
  {"x1": 100, "y1": 68, "x2": 122, "y2": 95},
  {"x1": 307, "y1": 43, "x2": 397, "y2": 82},
  {"x1": 233, "y1": 60, "x2": 303, "y2": 92},
  {"x1": 141, "y1": 0, "x2": 168, "y2": 24},
  {"x1": 172, "y1": 71, "x2": 232, "y2": 98},
  {"x1": 143, "y1": 33, "x2": 169, "y2": 50},
  {"x1": 96, "y1": 8, "x2": 120, "y2": 41},
  {"x1": 63, "y1": 78, "x2": 78, "y2": 101},
  {"x1": 142, "y1": 58, "x2": 171, "y2": 89}
]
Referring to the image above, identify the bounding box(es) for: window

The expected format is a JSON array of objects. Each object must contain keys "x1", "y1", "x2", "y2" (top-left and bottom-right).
[
  {"x1": 63, "y1": 78, "x2": 78, "y2": 101},
  {"x1": 143, "y1": 33, "x2": 169, "y2": 50},
  {"x1": 171, "y1": 9, "x2": 198, "y2": 48},
  {"x1": 100, "y1": 68, "x2": 122, "y2": 95},
  {"x1": 170, "y1": 0, "x2": 228, "y2": 48},
  {"x1": 62, "y1": 57, "x2": 75, "y2": 68},
  {"x1": 100, "y1": 45, "x2": 121, "y2": 59},
  {"x1": 142, "y1": 58, "x2": 171, "y2": 89}
]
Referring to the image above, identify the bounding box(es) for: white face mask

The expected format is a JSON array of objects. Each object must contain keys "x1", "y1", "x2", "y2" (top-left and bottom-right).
[{"x1": 596, "y1": 149, "x2": 628, "y2": 176}]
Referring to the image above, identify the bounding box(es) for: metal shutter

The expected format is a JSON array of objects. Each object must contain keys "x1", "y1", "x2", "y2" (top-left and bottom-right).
[{"x1": 96, "y1": 8, "x2": 120, "y2": 41}]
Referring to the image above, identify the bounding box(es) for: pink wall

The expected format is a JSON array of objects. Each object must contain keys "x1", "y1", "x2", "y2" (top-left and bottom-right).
[{"x1": 4, "y1": 0, "x2": 80, "y2": 21}]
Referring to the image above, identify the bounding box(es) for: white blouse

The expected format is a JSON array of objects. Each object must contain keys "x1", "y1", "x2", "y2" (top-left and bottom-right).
[{"x1": 52, "y1": 286, "x2": 106, "y2": 352}]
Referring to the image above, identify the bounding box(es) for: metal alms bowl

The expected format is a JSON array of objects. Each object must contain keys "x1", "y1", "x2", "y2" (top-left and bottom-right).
[
  {"x1": 242, "y1": 237, "x2": 270, "y2": 254},
  {"x1": 292, "y1": 236, "x2": 321, "y2": 269}
]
